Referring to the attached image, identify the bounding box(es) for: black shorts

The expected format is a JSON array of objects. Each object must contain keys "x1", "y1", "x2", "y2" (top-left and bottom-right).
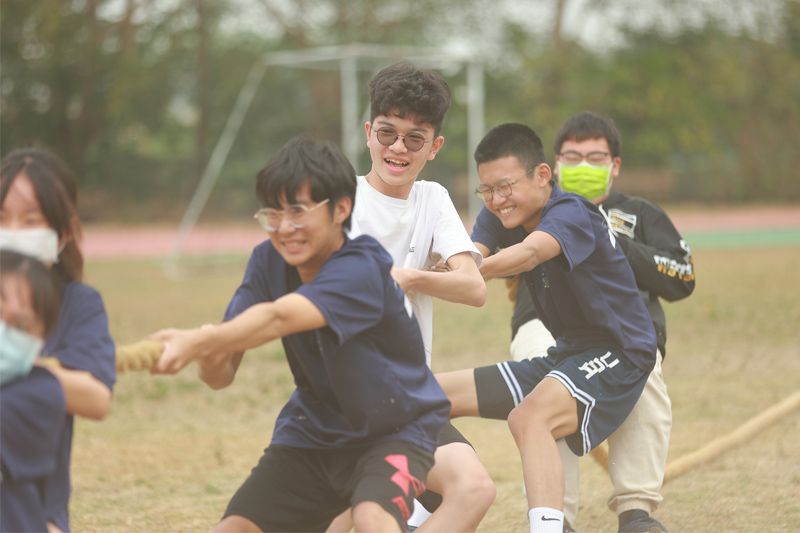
[
  {"x1": 474, "y1": 346, "x2": 649, "y2": 456},
  {"x1": 223, "y1": 441, "x2": 435, "y2": 532}
]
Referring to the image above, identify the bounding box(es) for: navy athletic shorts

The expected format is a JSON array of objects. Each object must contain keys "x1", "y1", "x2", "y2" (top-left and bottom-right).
[
  {"x1": 474, "y1": 345, "x2": 649, "y2": 456},
  {"x1": 223, "y1": 440, "x2": 434, "y2": 531}
]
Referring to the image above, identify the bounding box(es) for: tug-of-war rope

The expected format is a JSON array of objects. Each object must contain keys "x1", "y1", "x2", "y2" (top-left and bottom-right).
[
  {"x1": 41, "y1": 338, "x2": 800, "y2": 484},
  {"x1": 590, "y1": 390, "x2": 800, "y2": 483}
]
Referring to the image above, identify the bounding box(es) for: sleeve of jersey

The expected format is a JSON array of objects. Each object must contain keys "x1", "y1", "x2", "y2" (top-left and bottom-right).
[
  {"x1": 616, "y1": 202, "x2": 695, "y2": 301},
  {"x1": 296, "y1": 247, "x2": 385, "y2": 345},
  {"x1": 470, "y1": 205, "x2": 507, "y2": 252},
  {"x1": 433, "y1": 191, "x2": 482, "y2": 266},
  {"x1": 223, "y1": 245, "x2": 272, "y2": 321},
  {"x1": 0, "y1": 368, "x2": 65, "y2": 481},
  {"x1": 538, "y1": 199, "x2": 597, "y2": 272},
  {"x1": 54, "y1": 285, "x2": 116, "y2": 390}
]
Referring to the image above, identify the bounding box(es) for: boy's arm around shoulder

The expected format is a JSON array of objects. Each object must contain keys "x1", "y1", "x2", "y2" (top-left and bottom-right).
[
  {"x1": 476, "y1": 231, "x2": 562, "y2": 281},
  {"x1": 150, "y1": 293, "x2": 326, "y2": 381},
  {"x1": 391, "y1": 251, "x2": 487, "y2": 307}
]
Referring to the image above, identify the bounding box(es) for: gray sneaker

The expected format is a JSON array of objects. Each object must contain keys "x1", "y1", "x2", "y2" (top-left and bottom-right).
[
  {"x1": 618, "y1": 516, "x2": 667, "y2": 533},
  {"x1": 563, "y1": 520, "x2": 577, "y2": 533}
]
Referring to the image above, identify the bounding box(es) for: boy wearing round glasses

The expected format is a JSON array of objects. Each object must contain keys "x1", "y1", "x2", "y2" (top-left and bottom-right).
[
  {"x1": 436, "y1": 122, "x2": 658, "y2": 533},
  {"x1": 507, "y1": 112, "x2": 694, "y2": 533},
  {"x1": 346, "y1": 62, "x2": 495, "y2": 532},
  {"x1": 150, "y1": 137, "x2": 451, "y2": 532}
]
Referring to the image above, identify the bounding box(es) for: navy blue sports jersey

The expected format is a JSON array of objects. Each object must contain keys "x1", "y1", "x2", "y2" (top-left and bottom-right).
[
  {"x1": 224, "y1": 234, "x2": 450, "y2": 453},
  {"x1": 472, "y1": 186, "x2": 657, "y2": 372},
  {"x1": 41, "y1": 282, "x2": 116, "y2": 532},
  {"x1": 1, "y1": 367, "x2": 66, "y2": 533}
]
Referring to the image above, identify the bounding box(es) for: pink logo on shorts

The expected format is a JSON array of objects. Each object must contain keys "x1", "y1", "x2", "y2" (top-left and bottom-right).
[{"x1": 385, "y1": 454, "x2": 425, "y2": 497}]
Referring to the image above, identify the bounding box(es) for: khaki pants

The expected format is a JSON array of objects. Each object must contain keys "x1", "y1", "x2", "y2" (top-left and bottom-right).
[{"x1": 510, "y1": 319, "x2": 671, "y2": 524}]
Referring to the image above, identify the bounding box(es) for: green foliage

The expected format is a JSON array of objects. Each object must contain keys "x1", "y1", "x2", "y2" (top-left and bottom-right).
[
  {"x1": 2, "y1": 0, "x2": 799, "y2": 220},
  {"x1": 485, "y1": 2, "x2": 800, "y2": 203}
]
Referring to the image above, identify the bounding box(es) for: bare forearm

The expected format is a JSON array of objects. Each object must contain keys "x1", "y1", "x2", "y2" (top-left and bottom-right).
[
  {"x1": 478, "y1": 231, "x2": 560, "y2": 281},
  {"x1": 197, "y1": 351, "x2": 244, "y2": 390},
  {"x1": 400, "y1": 268, "x2": 487, "y2": 307},
  {"x1": 479, "y1": 246, "x2": 540, "y2": 281},
  {"x1": 47, "y1": 367, "x2": 112, "y2": 420},
  {"x1": 151, "y1": 294, "x2": 325, "y2": 376},
  {"x1": 198, "y1": 304, "x2": 285, "y2": 356}
]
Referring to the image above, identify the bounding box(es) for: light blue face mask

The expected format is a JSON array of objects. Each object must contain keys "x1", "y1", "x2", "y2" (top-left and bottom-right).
[{"x1": 0, "y1": 320, "x2": 44, "y2": 386}]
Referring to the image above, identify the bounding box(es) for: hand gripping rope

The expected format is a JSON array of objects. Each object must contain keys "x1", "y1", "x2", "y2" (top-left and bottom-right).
[{"x1": 114, "y1": 340, "x2": 164, "y2": 372}]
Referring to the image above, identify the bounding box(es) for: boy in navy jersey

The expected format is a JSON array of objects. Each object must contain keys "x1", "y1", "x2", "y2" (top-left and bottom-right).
[
  {"x1": 509, "y1": 111, "x2": 693, "y2": 532},
  {"x1": 436, "y1": 123, "x2": 657, "y2": 533},
  {"x1": 150, "y1": 137, "x2": 450, "y2": 532}
]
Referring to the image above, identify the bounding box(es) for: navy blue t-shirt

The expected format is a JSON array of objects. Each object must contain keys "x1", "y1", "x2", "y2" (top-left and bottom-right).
[
  {"x1": 224, "y1": 234, "x2": 450, "y2": 453},
  {"x1": 41, "y1": 282, "x2": 117, "y2": 532},
  {"x1": 1, "y1": 367, "x2": 66, "y2": 533},
  {"x1": 472, "y1": 186, "x2": 657, "y2": 371}
]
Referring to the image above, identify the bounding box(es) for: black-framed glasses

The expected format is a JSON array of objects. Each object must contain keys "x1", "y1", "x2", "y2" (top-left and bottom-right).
[
  {"x1": 474, "y1": 169, "x2": 534, "y2": 202},
  {"x1": 254, "y1": 199, "x2": 330, "y2": 231},
  {"x1": 558, "y1": 151, "x2": 610, "y2": 165},
  {"x1": 370, "y1": 124, "x2": 434, "y2": 152}
]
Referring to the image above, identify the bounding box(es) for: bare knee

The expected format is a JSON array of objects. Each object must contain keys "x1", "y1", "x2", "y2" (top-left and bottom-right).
[
  {"x1": 507, "y1": 403, "x2": 534, "y2": 442},
  {"x1": 431, "y1": 445, "x2": 496, "y2": 513},
  {"x1": 211, "y1": 515, "x2": 262, "y2": 533},
  {"x1": 466, "y1": 470, "x2": 496, "y2": 513},
  {"x1": 351, "y1": 501, "x2": 400, "y2": 533}
]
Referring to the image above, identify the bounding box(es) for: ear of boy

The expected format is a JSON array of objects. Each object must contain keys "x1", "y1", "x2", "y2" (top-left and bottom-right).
[{"x1": 334, "y1": 196, "x2": 352, "y2": 227}]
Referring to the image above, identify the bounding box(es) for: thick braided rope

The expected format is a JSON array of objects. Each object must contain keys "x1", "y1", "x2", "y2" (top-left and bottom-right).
[
  {"x1": 37, "y1": 341, "x2": 163, "y2": 373},
  {"x1": 663, "y1": 390, "x2": 800, "y2": 483},
  {"x1": 588, "y1": 390, "x2": 800, "y2": 483},
  {"x1": 115, "y1": 340, "x2": 164, "y2": 373}
]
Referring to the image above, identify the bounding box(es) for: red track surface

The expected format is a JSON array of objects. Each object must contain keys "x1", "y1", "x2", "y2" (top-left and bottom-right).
[{"x1": 81, "y1": 206, "x2": 800, "y2": 260}]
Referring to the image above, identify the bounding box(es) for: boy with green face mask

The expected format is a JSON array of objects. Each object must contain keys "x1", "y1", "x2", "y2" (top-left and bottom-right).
[{"x1": 509, "y1": 111, "x2": 695, "y2": 532}]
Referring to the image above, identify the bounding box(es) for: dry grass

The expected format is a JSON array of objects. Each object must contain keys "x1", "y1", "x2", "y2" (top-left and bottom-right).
[{"x1": 70, "y1": 246, "x2": 800, "y2": 532}]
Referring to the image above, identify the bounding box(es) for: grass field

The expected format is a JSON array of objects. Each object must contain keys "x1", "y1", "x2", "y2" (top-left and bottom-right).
[{"x1": 69, "y1": 245, "x2": 800, "y2": 532}]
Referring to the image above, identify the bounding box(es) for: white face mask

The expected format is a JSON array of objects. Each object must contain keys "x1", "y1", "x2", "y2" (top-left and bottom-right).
[{"x1": 0, "y1": 228, "x2": 62, "y2": 265}]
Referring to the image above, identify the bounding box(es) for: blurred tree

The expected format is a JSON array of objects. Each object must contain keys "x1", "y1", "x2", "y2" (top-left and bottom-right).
[
  {"x1": 1, "y1": 0, "x2": 494, "y2": 219},
  {"x1": 481, "y1": 0, "x2": 800, "y2": 202},
  {"x1": 2, "y1": 0, "x2": 797, "y2": 220}
]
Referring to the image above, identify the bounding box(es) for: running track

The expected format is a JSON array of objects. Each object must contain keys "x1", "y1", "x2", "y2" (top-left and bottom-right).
[{"x1": 82, "y1": 206, "x2": 800, "y2": 260}]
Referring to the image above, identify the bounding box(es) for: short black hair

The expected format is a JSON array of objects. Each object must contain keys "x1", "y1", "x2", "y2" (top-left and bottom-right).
[
  {"x1": 255, "y1": 137, "x2": 357, "y2": 231},
  {"x1": 368, "y1": 61, "x2": 451, "y2": 137},
  {"x1": 474, "y1": 123, "x2": 548, "y2": 171},
  {"x1": 553, "y1": 111, "x2": 622, "y2": 158},
  {"x1": 0, "y1": 250, "x2": 61, "y2": 339}
]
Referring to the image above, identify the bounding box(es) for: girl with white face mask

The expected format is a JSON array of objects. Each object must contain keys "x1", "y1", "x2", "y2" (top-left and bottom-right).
[
  {"x1": 0, "y1": 148, "x2": 116, "y2": 533},
  {"x1": 0, "y1": 250, "x2": 66, "y2": 532}
]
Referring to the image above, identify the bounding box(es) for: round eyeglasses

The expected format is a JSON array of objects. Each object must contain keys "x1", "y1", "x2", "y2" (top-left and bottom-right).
[
  {"x1": 558, "y1": 151, "x2": 610, "y2": 165},
  {"x1": 370, "y1": 124, "x2": 434, "y2": 152},
  {"x1": 254, "y1": 199, "x2": 330, "y2": 232},
  {"x1": 474, "y1": 169, "x2": 534, "y2": 202}
]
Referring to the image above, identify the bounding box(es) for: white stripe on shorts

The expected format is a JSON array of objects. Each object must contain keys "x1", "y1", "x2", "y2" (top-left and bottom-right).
[
  {"x1": 550, "y1": 370, "x2": 596, "y2": 455},
  {"x1": 496, "y1": 361, "x2": 525, "y2": 406}
]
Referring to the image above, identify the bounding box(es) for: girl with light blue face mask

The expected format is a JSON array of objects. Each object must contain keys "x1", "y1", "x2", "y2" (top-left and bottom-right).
[
  {"x1": 1, "y1": 148, "x2": 116, "y2": 533},
  {"x1": 0, "y1": 249, "x2": 66, "y2": 532},
  {"x1": 0, "y1": 250, "x2": 61, "y2": 386}
]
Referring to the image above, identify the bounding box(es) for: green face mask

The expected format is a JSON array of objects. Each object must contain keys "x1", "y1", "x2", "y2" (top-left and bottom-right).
[{"x1": 557, "y1": 161, "x2": 614, "y2": 201}]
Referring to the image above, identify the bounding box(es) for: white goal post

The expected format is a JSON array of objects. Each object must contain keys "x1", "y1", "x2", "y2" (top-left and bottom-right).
[{"x1": 163, "y1": 44, "x2": 485, "y2": 278}]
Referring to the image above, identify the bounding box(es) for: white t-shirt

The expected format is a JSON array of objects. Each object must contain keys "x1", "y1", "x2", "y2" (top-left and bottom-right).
[{"x1": 349, "y1": 175, "x2": 481, "y2": 367}]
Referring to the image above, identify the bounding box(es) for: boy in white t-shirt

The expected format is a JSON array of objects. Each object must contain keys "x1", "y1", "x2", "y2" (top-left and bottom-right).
[{"x1": 346, "y1": 62, "x2": 495, "y2": 532}]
